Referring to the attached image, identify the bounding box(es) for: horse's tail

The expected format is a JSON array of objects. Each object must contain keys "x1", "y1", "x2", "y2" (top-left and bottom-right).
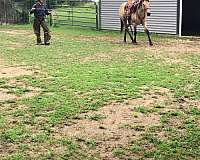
[{"x1": 120, "y1": 18, "x2": 124, "y2": 33}]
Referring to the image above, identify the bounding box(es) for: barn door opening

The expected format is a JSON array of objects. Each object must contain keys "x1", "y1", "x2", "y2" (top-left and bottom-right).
[{"x1": 182, "y1": 0, "x2": 200, "y2": 36}]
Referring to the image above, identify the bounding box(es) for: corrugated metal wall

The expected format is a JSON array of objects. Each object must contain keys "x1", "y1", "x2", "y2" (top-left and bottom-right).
[{"x1": 100, "y1": 0, "x2": 178, "y2": 34}]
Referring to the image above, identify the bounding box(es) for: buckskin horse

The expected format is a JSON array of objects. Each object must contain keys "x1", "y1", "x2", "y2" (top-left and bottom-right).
[{"x1": 119, "y1": 0, "x2": 153, "y2": 46}]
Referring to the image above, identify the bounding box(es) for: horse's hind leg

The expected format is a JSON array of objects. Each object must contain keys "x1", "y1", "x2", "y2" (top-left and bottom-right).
[
  {"x1": 124, "y1": 19, "x2": 134, "y2": 43},
  {"x1": 127, "y1": 29, "x2": 134, "y2": 43},
  {"x1": 124, "y1": 19, "x2": 128, "y2": 43},
  {"x1": 125, "y1": 25, "x2": 134, "y2": 43},
  {"x1": 124, "y1": 28, "x2": 133, "y2": 43},
  {"x1": 124, "y1": 27, "x2": 127, "y2": 43},
  {"x1": 120, "y1": 18, "x2": 124, "y2": 33}
]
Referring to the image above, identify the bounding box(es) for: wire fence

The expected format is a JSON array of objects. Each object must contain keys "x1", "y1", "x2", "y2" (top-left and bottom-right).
[{"x1": 51, "y1": 1, "x2": 98, "y2": 29}]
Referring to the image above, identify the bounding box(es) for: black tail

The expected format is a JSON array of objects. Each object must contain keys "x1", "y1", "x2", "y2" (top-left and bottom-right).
[{"x1": 120, "y1": 18, "x2": 124, "y2": 33}]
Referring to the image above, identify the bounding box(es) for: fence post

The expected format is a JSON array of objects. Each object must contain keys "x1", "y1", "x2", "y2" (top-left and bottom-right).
[
  {"x1": 95, "y1": 2, "x2": 98, "y2": 30},
  {"x1": 50, "y1": 13, "x2": 53, "y2": 26},
  {"x1": 98, "y1": 0, "x2": 101, "y2": 30},
  {"x1": 72, "y1": 6, "x2": 74, "y2": 26}
]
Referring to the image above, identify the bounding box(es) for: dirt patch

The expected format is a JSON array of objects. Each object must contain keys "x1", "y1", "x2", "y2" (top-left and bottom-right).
[
  {"x1": 6, "y1": 42, "x2": 25, "y2": 50},
  {"x1": 0, "y1": 66, "x2": 36, "y2": 78},
  {"x1": 7, "y1": 80, "x2": 41, "y2": 99},
  {"x1": 21, "y1": 90, "x2": 40, "y2": 99},
  {"x1": 0, "y1": 88, "x2": 41, "y2": 101},
  {"x1": 74, "y1": 35, "x2": 119, "y2": 44},
  {"x1": 197, "y1": 120, "x2": 200, "y2": 128},
  {"x1": 0, "y1": 89, "x2": 18, "y2": 101},
  {"x1": 192, "y1": 100, "x2": 200, "y2": 110},
  {"x1": 133, "y1": 112, "x2": 160, "y2": 126},
  {"x1": 0, "y1": 30, "x2": 31, "y2": 35},
  {"x1": 128, "y1": 87, "x2": 171, "y2": 108},
  {"x1": 128, "y1": 94, "x2": 167, "y2": 108},
  {"x1": 168, "y1": 117, "x2": 184, "y2": 128},
  {"x1": 0, "y1": 79, "x2": 41, "y2": 101},
  {"x1": 0, "y1": 142, "x2": 18, "y2": 158},
  {"x1": 8, "y1": 79, "x2": 27, "y2": 86},
  {"x1": 0, "y1": 58, "x2": 5, "y2": 66},
  {"x1": 174, "y1": 98, "x2": 200, "y2": 111},
  {"x1": 56, "y1": 103, "x2": 144, "y2": 159}
]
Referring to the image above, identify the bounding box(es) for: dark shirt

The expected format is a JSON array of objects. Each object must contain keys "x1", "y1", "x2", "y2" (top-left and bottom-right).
[{"x1": 30, "y1": 2, "x2": 50, "y2": 19}]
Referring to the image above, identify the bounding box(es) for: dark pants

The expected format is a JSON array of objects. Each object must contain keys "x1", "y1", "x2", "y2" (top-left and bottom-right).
[{"x1": 33, "y1": 18, "x2": 51, "y2": 44}]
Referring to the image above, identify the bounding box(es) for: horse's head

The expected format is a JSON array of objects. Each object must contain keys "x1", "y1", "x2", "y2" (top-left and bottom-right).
[{"x1": 139, "y1": 0, "x2": 151, "y2": 16}]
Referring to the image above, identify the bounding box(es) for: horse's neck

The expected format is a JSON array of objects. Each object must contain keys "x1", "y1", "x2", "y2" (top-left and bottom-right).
[
  {"x1": 136, "y1": 7, "x2": 145, "y2": 19},
  {"x1": 131, "y1": 7, "x2": 146, "y2": 25}
]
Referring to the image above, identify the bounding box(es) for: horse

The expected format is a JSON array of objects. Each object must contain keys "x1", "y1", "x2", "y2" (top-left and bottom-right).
[{"x1": 119, "y1": 0, "x2": 153, "y2": 46}]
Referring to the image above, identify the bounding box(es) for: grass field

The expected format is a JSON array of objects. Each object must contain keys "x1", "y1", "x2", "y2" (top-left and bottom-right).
[{"x1": 0, "y1": 25, "x2": 200, "y2": 160}]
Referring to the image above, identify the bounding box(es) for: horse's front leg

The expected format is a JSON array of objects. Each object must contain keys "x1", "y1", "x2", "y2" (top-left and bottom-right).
[
  {"x1": 133, "y1": 26, "x2": 137, "y2": 44},
  {"x1": 143, "y1": 23, "x2": 153, "y2": 46},
  {"x1": 145, "y1": 28, "x2": 153, "y2": 46},
  {"x1": 129, "y1": 25, "x2": 134, "y2": 37}
]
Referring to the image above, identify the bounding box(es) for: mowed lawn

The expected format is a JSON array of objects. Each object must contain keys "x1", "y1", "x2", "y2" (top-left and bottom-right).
[{"x1": 0, "y1": 25, "x2": 200, "y2": 160}]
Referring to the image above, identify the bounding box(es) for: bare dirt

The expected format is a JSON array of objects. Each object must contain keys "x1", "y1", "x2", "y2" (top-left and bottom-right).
[
  {"x1": 0, "y1": 66, "x2": 41, "y2": 101},
  {"x1": 0, "y1": 89, "x2": 18, "y2": 101},
  {"x1": 0, "y1": 85, "x2": 41, "y2": 102},
  {"x1": 0, "y1": 58, "x2": 5, "y2": 65},
  {"x1": 0, "y1": 30, "x2": 31, "y2": 35},
  {"x1": 0, "y1": 66, "x2": 35, "y2": 78}
]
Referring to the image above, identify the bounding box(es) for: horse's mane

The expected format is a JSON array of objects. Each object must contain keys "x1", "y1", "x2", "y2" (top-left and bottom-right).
[{"x1": 130, "y1": 0, "x2": 140, "y2": 13}]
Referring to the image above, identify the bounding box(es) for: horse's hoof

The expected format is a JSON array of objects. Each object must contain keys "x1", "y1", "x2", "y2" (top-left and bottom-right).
[
  {"x1": 133, "y1": 42, "x2": 138, "y2": 45},
  {"x1": 149, "y1": 43, "x2": 153, "y2": 46}
]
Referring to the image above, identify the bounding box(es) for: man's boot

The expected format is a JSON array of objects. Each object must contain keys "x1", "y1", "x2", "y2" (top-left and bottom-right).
[
  {"x1": 44, "y1": 32, "x2": 51, "y2": 45},
  {"x1": 36, "y1": 34, "x2": 42, "y2": 45}
]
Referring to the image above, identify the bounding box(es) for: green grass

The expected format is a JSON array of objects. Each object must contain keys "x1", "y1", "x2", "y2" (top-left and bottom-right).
[{"x1": 0, "y1": 24, "x2": 200, "y2": 159}]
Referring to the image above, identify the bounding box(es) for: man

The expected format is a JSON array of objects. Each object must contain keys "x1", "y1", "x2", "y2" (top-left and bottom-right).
[
  {"x1": 30, "y1": 0, "x2": 51, "y2": 45},
  {"x1": 125, "y1": 0, "x2": 139, "y2": 16}
]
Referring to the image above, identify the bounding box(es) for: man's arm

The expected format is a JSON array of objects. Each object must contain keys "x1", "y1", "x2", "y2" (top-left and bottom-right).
[
  {"x1": 30, "y1": 4, "x2": 36, "y2": 14},
  {"x1": 45, "y1": 6, "x2": 51, "y2": 15}
]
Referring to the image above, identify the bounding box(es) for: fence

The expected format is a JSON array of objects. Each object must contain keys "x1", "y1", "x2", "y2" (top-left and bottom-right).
[
  {"x1": 0, "y1": 0, "x2": 99, "y2": 29},
  {"x1": 51, "y1": 1, "x2": 99, "y2": 29}
]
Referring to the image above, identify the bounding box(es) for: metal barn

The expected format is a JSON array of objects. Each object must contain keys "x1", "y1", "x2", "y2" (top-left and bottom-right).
[{"x1": 98, "y1": 0, "x2": 200, "y2": 36}]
